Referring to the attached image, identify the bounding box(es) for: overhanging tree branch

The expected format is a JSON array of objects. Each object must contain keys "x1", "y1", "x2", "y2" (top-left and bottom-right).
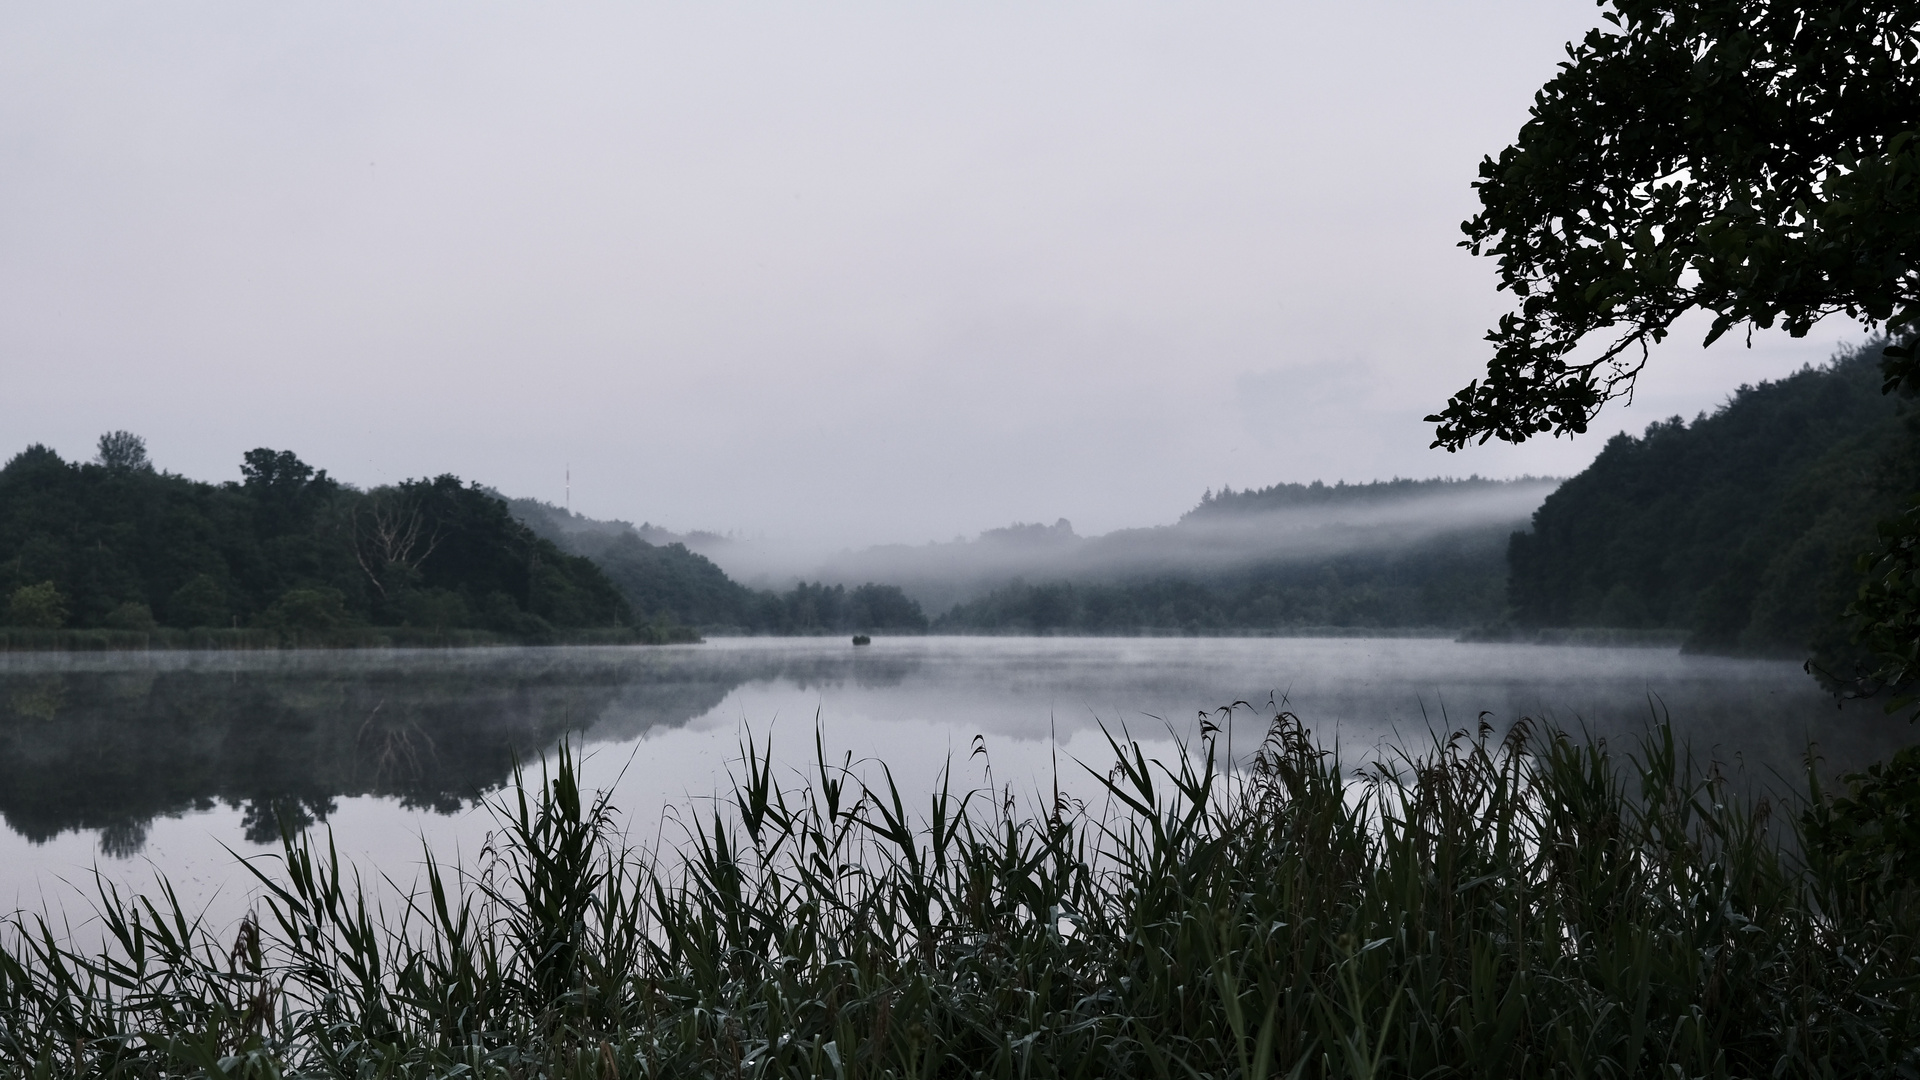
[{"x1": 1432, "y1": 0, "x2": 1920, "y2": 450}]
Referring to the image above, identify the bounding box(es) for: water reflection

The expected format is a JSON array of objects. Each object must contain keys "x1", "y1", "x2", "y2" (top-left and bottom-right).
[
  {"x1": 0, "y1": 639, "x2": 1913, "y2": 870},
  {"x1": 0, "y1": 647, "x2": 800, "y2": 854}
]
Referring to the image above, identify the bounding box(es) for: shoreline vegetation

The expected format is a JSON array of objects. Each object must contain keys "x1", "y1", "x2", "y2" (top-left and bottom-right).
[
  {"x1": 0, "y1": 624, "x2": 700, "y2": 653},
  {"x1": 3, "y1": 713, "x2": 1914, "y2": 1076},
  {"x1": 1455, "y1": 625, "x2": 1694, "y2": 649}
]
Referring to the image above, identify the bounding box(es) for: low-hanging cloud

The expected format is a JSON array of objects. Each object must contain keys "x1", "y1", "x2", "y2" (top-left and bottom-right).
[{"x1": 678, "y1": 478, "x2": 1560, "y2": 611}]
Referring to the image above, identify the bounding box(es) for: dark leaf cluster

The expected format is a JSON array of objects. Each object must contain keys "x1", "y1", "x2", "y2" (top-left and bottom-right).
[
  {"x1": 1804, "y1": 743, "x2": 1920, "y2": 893},
  {"x1": 1434, "y1": 0, "x2": 1920, "y2": 449}
]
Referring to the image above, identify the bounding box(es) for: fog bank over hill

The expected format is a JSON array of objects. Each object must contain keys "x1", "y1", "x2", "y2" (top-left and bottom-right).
[{"x1": 528, "y1": 478, "x2": 1561, "y2": 615}]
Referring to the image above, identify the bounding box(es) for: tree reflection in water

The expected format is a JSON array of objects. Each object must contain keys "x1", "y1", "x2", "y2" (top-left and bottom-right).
[{"x1": 0, "y1": 647, "x2": 891, "y2": 855}]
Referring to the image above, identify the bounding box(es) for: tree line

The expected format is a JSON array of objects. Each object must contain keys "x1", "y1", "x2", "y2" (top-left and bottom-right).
[
  {"x1": 1187, "y1": 476, "x2": 1549, "y2": 519},
  {"x1": 0, "y1": 436, "x2": 935, "y2": 644},
  {"x1": 0, "y1": 436, "x2": 636, "y2": 641},
  {"x1": 935, "y1": 531, "x2": 1511, "y2": 633}
]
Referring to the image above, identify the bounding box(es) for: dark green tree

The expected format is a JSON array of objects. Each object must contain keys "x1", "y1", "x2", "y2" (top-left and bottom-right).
[
  {"x1": 94, "y1": 431, "x2": 150, "y2": 472},
  {"x1": 7, "y1": 582, "x2": 67, "y2": 629},
  {"x1": 167, "y1": 574, "x2": 230, "y2": 628},
  {"x1": 1430, "y1": 0, "x2": 1918, "y2": 449},
  {"x1": 240, "y1": 448, "x2": 318, "y2": 491}
]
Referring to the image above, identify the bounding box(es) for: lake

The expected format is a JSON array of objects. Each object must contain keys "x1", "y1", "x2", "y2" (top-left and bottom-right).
[{"x1": 2, "y1": 635, "x2": 1911, "y2": 919}]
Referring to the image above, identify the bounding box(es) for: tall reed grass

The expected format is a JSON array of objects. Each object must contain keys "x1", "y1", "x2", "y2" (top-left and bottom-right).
[{"x1": 2, "y1": 710, "x2": 1915, "y2": 1078}]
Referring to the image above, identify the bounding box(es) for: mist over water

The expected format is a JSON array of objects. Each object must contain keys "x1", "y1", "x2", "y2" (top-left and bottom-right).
[
  {"x1": 665, "y1": 478, "x2": 1562, "y2": 610},
  {"x1": 0, "y1": 636, "x2": 1900, "y2": 922}
]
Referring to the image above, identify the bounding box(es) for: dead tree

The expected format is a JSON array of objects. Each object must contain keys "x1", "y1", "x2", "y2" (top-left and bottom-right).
[{"x1": 350, "y1": 488, "x2": 443, "y2": 599}]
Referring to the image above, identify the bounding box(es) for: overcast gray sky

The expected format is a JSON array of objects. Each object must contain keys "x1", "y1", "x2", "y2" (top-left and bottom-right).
[{"x1": 0, "y1": 1, "x2": 1857, "y2": 546}]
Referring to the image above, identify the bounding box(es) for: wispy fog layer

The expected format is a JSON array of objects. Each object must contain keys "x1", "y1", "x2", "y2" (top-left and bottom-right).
[{"x1": 654, "y1": 478, "x2": 1559, "y2": 609}]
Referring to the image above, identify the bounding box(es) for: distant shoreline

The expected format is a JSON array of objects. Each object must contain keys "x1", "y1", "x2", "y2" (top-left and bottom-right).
[
  {"x1": 0, "y1": 625, "x2": 698, "y2": 652},
  {"x1": 0, "y1": 624, "x2": 1715, "y2": 652},
  {"x1": 1459, "y1": 625, "x2": 1695, "y2": 649}
]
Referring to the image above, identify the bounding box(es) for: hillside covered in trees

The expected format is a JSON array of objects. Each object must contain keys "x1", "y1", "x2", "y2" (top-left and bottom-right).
[
  {"x1": 514, "y1": 481, "x2": 1548, "y2": 635},
  {"x1": 1507, "y1": 341, "x2": 1917, "y2": 657},
  {"x1": 0, "y1": 437, "x2": 641, "y2": 642},
  {"x1": 701, "y1": 477, "x2": 1555, "y2": 622},
  {"x1": 510, "y1": 499, "x2": 929, "y2": 635},
  {"x1": 1185, "y1": 476, "x2": 1550, "y2": 519},
  {"x1": 933, "y1": 480, "x2": 1540, "y2": 633}
]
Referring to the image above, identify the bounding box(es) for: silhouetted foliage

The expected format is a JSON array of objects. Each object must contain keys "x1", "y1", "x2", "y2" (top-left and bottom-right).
[
  {"x1": 1838, "y1": 501, "x2": 1920, "y2": 702},
  {"x1": 0, "y1": 440, "x2": 635, "y2": 639},
  {"x1": 1805, "y1": 743, "x2": 1920, "y2": 894},
  {"x1": 1432, "y1": 0, "x2": 1920, "y2": 449},
  {"x1": 92, "y1": 430, "x2": 149, "y2": 472}
]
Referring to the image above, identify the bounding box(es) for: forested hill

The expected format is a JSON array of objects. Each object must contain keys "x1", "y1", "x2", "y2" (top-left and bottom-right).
[
  {"x1": 507, "y1": 498, "x2": 758, "y2": 629},
  {"x1": 511, "y1": 489, "x2": 1539, "y2": 636},
  {"x1": 918, "y1": 478, "x2": 1559, "y2": 633},
  {"x1": 509, "y1": 499, "x2": 929, "y2": 634},
  {"x1": 0, "y1": 439, "x2": 634, "y2": 641},
  {"x1": 1508, "y1": 340, "x2": 1919, "y2": 655},
  {"x1": 1186, "y1": 476, "x2": 1550, "y2": 520}
]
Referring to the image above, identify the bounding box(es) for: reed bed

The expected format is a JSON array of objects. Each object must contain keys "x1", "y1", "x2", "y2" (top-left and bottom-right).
[{"x1": 1, "y1": 709, "x2": 1915, "y2": 1079}]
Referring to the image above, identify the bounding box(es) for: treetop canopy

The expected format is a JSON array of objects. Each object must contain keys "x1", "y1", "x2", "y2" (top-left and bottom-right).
[{"x1": 1431, "y1": 0, "x2": 1920, "y2": 450}]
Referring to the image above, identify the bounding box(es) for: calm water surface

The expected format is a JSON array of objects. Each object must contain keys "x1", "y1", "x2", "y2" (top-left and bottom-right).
[{"x1": 1, "y1": 636, "x2": 1910, "y2": 919}]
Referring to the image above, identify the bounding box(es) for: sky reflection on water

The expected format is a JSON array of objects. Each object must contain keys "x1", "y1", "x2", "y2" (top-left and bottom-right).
[{"x1": 0, "y1": 636, "x2": 1909, "y2": 920}]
